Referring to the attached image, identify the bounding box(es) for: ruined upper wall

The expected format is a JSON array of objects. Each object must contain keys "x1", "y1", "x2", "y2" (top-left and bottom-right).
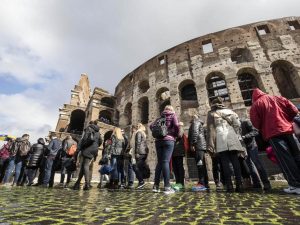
[{"x1": 114, "y1": 16, "x2": 300, "y2": 100}]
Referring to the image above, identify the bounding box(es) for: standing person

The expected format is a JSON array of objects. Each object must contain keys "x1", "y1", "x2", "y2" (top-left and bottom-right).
[
  {"x1": 0, "y1": 138, "x2": 13, "y2": 183},
  {"x1": 250, "y1": 88, "x2": 300, "y2": 194},
  {"x1": 73, "y1": 121, "x2": 101, "y2": 190},
  {"x1": 150, "y1": 105, "x2": 179, "y2": 194},
  {"x1": 188, "y1": 115, "x2": 209, "y2": 191},
  {"x1": 119, "y1": 129, "x2": 128, "y2": 189},
  {"x1": 131, "y1": 123, "x2": 149, "y2": 189},
  {"x1": 241, "y1": 119, "x2": 271, "y2": 191},
  {"x1": 126, "y1": 126, "x2": 137, "y2": 189},
  {"x1": 43, "y1": 134, "x2": 62, "y2": 187},
  {"x1": 14, "y1": 134, "x2": 31, "y2": 186},
  {"x1": 172, "y1": 122, "x2": 188, "y2": 191},
  {"x1": 60, "y1": 135, "x2": 77, "y2": 188},
  {"x1": 206, "y1": 97, "x2": 244, "y2": 192},
  {"x1": 26, "y1": 138, "x2": 46, "y2": 186},
  {"x1": 108, "y1": 127, "x2": 125, "y2": 189}
]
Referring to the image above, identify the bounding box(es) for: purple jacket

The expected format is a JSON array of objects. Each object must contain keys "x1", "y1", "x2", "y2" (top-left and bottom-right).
[{"x1": 150, "y1": 109, "x2": 179, "y2": 141}]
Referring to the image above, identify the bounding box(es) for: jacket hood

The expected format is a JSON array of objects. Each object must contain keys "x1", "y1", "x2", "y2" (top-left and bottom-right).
[
  {"x1": 252, "y1": 88, "x2": 266, "y2": 103},
  {"x1": 37, "y1": 138, "x2": 45, "y2": 145},
  {"x1": 89, "y1": 124, "x2": 100, "y2": 132},
  {"x1": 162, "y1": 109, "x2": 175, "y2": 116},
  {"x1": 211, "y1": 103, "x2": 226, "y2": 111}
]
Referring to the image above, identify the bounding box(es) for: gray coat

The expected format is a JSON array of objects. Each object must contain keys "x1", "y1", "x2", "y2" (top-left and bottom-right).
[{"x1": 207, "y1": 108, "x2": 244, "y2": 154}]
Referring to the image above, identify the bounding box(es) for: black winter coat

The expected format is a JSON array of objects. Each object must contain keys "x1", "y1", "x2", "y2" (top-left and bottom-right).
[
  {"x1": 27, "y1": 138, "x2": 45, "y2": 168},
  {"x1": 173, "y1": 135, "x2": 186, "y2": 157},
  {"x1": 82, "y1": 124, "x2": 102, "y2": 159},
  {"x1": 135, "y1": 132, "x2": 148, "y2": 156},
  {"x1": 241, "y1": 119, "x2": 258, "y2": 149},
  {"x1": 188, "y1": 118, "x2": 207, "y2": 151}
]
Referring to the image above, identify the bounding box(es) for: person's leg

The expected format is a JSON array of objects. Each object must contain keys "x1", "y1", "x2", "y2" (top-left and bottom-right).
[
  {"x1": 172, "y1": 156, "x2": 180, "y2": 184},
  {"x1": 110, "y1": 156, "x2": 118, "y2": 183},
  {"x1": 195, "y1": 150, "x2": 206, "y2": 185},
  {"x1": 117, "y1": 157, "x2": 125, "y2": 186},
  {"x1": 3, "y1": 157, "x2": 15, "y2": 183},
  {"x1": 245, "y1": 148, "x2": 261, "y2": 188},
  {"x1": 229, "y1": 151, "x2": 243, "y2": 192},
  {"x1": 127, "y1": 161, "x2": 134, "y2": 186},
  {"x1": 248, "y1": 146, "x2": 270, "y2": 188},
  {"x1": 43, "y1": 158, "x2": 54, "y2": 186},
  {"x1": 89, "y1": 160, "x2": 94, "y2": 185},
  {"x1": 212, "y1": 156, "x2": 220, "y2": 185},
  {"x1": 83, "y1": 158, "x2": 92, "y2": 188},
  {"x1": 135, "y1": 157, "x2": 146, "y2": 184},
  {"x1": 154, "y1": 141, "x2": 163, "y2": 187},
  {"x1": 285, "y1": 134, "x2": 300, "y2": 170},
  {"x1": 161, "y1": 141, "x2": 174, "y2": 189},
  {"x1": 0, "y1": 159, "x2": 9, "y2": 183},
  {"x1": 270, "y1": 136, "x2": 300, "y2": 188},
  {"x1": 13, "y1": 159, "x2": 23, "y2": 185},
  {"x1": 27, "y1": 168, "x2": 36, "y2": 185},
  {"x1": 219, "y1": 151, "x2": 234, "y2": 191}
]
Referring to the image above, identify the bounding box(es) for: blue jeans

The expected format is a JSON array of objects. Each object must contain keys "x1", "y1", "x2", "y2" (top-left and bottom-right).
[
  {"x1": 13, "y1": 158, "x2": 23, "y2": 185},
  {"x1": 3, "y1": 156, "x2": 15, "y2": 183},
  {"x1": 110, "y1": 156, "x2": 125, "y2": 184},
  {"x1": 43, "y1": 157, "x2": 54, "y2": 185},
  {"x1": 110, "y1": 156, "x2": 118, "y2": 181},
  {"x1": 246, "y1": 146, "x2": 270, "y2": 186},
  {"x1": 154, "y1": 140, "x2": 174, "y2": 188}
]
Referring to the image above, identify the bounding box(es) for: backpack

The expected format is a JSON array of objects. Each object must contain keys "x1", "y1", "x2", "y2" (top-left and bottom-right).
[
  {"x1": 67, "y1": 144, "x2": 77, "y2": 156},
  {"x1": 9, "y1": 140, "x2": 20, "y2": 156},
  {"x1": 18, "y1": 141, "x2": 30, "y2": 156},
  {"x1": 151, "y1": 116, "x2": 168, "y2": 139},
  {"x1": 81, "y1": 127, "x2": 96, "y2": 149}
]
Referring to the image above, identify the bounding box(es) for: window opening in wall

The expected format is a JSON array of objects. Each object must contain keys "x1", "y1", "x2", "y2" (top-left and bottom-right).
[
  {"x1": 139, "y1": 98, "x2": 149, "y2": 124},
  {"x1": 257, "y1": 25, "x2": 270, "y2": 35},
  {"x1": 288, "y1": 20, "x2": 300, "y2": 30},
  {"x1": 181, "y1": 84, "x2": 197, "y2": 101},
  {"x1": 238, "y1": 73, "x2": 258, "y2": 106},
  {"x1": 202, "y1": 40, "x2": 213, "y2": 54},
  {"x1": 158, "y1": 56, "x2": 166, "y2": 65},
  {"x1": 139, "y1": 80, "x2": 150, "y2": 93},
  {"x1": 99, "y1": 110, "x2": 112, "y2": 125},
  {"x1": 231, "y1": 48, "x2": 254, "y2": 64},
  {"x1": 206, "y1": 75, "x2": 229, "y2": 102}
]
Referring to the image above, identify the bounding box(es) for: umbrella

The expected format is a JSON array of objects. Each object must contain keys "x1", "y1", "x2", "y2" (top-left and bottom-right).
[{"x1": 0, "y1": 135, "x2": 16, "y2": 141}]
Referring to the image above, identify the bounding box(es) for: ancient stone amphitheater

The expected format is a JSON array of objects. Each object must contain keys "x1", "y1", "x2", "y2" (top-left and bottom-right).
[{"x1": 53, "y1": 16, "x2": 300, "y2": 179}]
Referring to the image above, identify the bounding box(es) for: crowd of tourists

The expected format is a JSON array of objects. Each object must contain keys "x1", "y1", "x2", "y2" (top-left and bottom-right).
[{"x1": 1, "y1": 88, "x2": 300, "y2": 195}]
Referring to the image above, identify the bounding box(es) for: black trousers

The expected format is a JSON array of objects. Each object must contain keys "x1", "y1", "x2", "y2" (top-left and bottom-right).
[
  {"x1": 212, "y1": 155, "x2": 224, "y2": 185},
  {"x1": 76, "y1": 157, "x2": 92, "y2": 185},
  {"x1": 239, "y1": 157, "x2": 251, "y2": 179},
  {"x1": 195, "y1": 150, "x2": 208, "y2": 187},
  {"x1": 172, "y1": 156, "x2": 185, "y2": 185},
  {"x1": 270, "y1": 134, "x2": 300, "y2": 188},
  {"x1": 219, "y1": 151, "x2": 242, "y2": 187},
  {"x1": 133, "y1": 156, "x2": 147, "y2": 184}
]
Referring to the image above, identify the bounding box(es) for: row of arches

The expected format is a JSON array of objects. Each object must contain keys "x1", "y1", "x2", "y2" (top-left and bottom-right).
[{"x1": 122, "y1": 60, "x2": 300, "y2": 125}]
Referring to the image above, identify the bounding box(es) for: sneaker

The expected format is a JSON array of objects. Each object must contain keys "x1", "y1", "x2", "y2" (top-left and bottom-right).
[
  {"x1": 120, "y1": 184, "x2": 125, "y2": 190},
  {"x1": 152, "y1": 185, "x2": 160, "y2": 193},
  {"x1": 215, "y1": 183, "x2": 222, "y2": 191},
  {"x1": 164, "y1": 187, "x2": 175, "y2": 194},
  {"x1": 192, "y1": 183, "x2": 207, "y2": 192},
  {"x1": 263, "y1": 183, "x2": 272, "y2": 192},
  {"x1": 136, "y1": 182, "x2": 146, "y2": 190},
  {"x1": 283, "y1": 186, "x2": 300, "y2": 195},
  {"x1": 172, "y1": 183, "x2": 184, "y2": 191}
]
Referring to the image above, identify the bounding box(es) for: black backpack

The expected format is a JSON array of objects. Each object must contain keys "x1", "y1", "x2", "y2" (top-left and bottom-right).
[
  {"x1": 81, "y1": 127, "x2": 96, "y2": 149},
  {"x1": 151, "y1": 116, "x2": 168, "y2": 139}
]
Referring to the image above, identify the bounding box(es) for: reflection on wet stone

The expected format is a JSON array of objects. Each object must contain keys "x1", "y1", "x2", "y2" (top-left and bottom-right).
[{"x1": 0, "y1": 183, "x2": 300, "y2": 224}]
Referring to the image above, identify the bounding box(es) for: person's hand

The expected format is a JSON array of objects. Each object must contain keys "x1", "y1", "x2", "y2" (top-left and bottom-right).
[
  {"x1": 190, "y1": 146, "x2": 195, "y2": 152},
  {"x1": 241, "y1": 136, "x2": 246, "y2": 140}
]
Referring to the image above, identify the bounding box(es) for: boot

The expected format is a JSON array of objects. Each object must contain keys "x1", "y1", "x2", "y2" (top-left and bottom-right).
[
  {"x1": 235, "y1": 182, "x2": 244, "y2": 193},
  {"x1": 226, "y1": 182, "x2": 234, "y2": 193},
  {"x1": 83, "y1": 183, "x2": 90, "y2": 191},
  {"x1": 72, "y1": 182, "x2": 80, "y2": 190}
]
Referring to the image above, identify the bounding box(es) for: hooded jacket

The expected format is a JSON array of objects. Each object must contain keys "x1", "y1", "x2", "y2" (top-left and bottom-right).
[
  {"x1": 188, "y1": 118, "x2": 207, "y2": 151},
  {"x1": 150, "y1": 109, "x2": 179, "y2": 141},
  {"x1": 206, "y1": 101, "x2": 244, "y2": 154},
  {"x1": 81, "y1": 124, "x2": 102, "y2": 159},
  {"x1": 240, "y1": 119, "x2": 259, "y2": 149},
  {"x1": 250, "y1": 89, "x2": 298, "y2": 141},
  {"x1": 27, "y1": 138, "x2": 45, "y2": 168}
]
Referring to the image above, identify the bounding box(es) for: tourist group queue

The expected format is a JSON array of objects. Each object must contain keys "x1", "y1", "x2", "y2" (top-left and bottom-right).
[{"x1": 1, "y1": 88, "x2": 300, "y2": 195}]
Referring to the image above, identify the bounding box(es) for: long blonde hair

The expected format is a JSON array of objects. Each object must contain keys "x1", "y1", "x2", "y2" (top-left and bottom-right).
[
  {"x1": 164, "y1": 105, "x2": 174, "y2": 112},
  {"x1": 137, "y1": 123, "x2": 147, "y2": 138},
  {"x1": 113, "y1": 127, "x2": 124, "y2": 140}
]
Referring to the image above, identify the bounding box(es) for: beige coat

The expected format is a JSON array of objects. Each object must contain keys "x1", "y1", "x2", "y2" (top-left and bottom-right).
[{"x1": 207, "y1": 108, "x2": 244, "y2": 154}]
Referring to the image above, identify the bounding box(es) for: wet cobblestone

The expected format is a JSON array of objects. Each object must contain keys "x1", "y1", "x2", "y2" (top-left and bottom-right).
[{"x1": 0, "y1": 183, "x2": 299, "y2": 225}]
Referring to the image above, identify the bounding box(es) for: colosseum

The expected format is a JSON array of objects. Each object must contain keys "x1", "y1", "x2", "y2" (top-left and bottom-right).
[{"x1": 52, "y1": 16, "x2": 300, "y2": 179}]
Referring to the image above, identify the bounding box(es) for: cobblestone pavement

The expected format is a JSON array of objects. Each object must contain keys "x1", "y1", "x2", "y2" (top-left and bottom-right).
[{"x1": 0, "y1": 182, "x2": 299, "y2": 225}]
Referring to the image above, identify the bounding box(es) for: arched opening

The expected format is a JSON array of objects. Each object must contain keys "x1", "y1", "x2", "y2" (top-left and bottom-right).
[
  {"x1": 206, "y1": 72, "x2": 230, "y2": 102},
  {"x1": 100, "y1": 97, "x2": 115, "y2": 108},
  {"x1": 67, "y1": 109, "x2": 85, "y2": 135},
  {"x1": 179, "y1": 80, "x2": 199, "y2": 109},
  {"x1": 138, "y1": 97, "x2": 149, "y2": 124},
  {"x1": 271, "y1": 60, "x2": 300, "y2": 99},
  {"x1": 115, "y1": 110, "x2": 120, "y2": 126},
  {"x1": 99, "y1": 110, "x2": 112, "y2": 124},
  {"x1": 231, "y1": 48, "x2": 254, "y2": 64},
  {"x1": 238, "y1": 73, "x2": 259, "y2": 106},
  {"x1": 139, "y1": 80, "x2": 150, "y2": 93},
  {"x1": 124, "y1": 103, "x2": 132, "y2": 125},
  {"x1": 156, "y1": 87, "x2": 170, "y2": 114}
]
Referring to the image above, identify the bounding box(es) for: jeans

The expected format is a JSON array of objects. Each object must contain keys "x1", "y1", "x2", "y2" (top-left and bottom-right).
[
  {"x1": 172, "y1": 156, "x2": 184, "y2": 185},
  {"x1": 76, "y1": 157, "x2": 92, "y2": 185},
  {"x1": 195, "y1": 150, "x2": 208, "y2": 187},
  {"x1": 110, "y1": 156, "x2": 125, "y2": 184},
  {"x1": 43, "y1": 157, "x2": 55, "y2": 185},
  {"x1": 246, "y1": 146, "x2": 270, "y2": 187},
  {"x1": 270, "y1": 134, "x2": 300, "y2": 188},
  {"x1": 127, "y1": 161, "x2": 135, "y2": 185},
  {"x1": 60, "y1": 157, "x2": 72, "y2": 184},
  {"x1": 154, "y1": 140, "x2": 174, "y2": 188},
  {"x1": 3, "y1": 156, "x2": 15, "y2": 183},
  {"x1": 133, "y1": 155, "x2": 147, "y2": 184},
  {"x1": 219, "y1": 151, "x2": 242, "y2": 188}
]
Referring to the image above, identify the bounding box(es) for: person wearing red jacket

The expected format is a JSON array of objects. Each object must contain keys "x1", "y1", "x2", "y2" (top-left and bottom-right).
[{"x1": 250, "y1": 88, "x2": 300, "y2": 194}]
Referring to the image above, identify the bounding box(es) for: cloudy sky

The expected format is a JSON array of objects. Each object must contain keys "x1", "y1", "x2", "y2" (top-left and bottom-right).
[{"x1": 0, "y1": 0, "x2": 299, "y2": 142}]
